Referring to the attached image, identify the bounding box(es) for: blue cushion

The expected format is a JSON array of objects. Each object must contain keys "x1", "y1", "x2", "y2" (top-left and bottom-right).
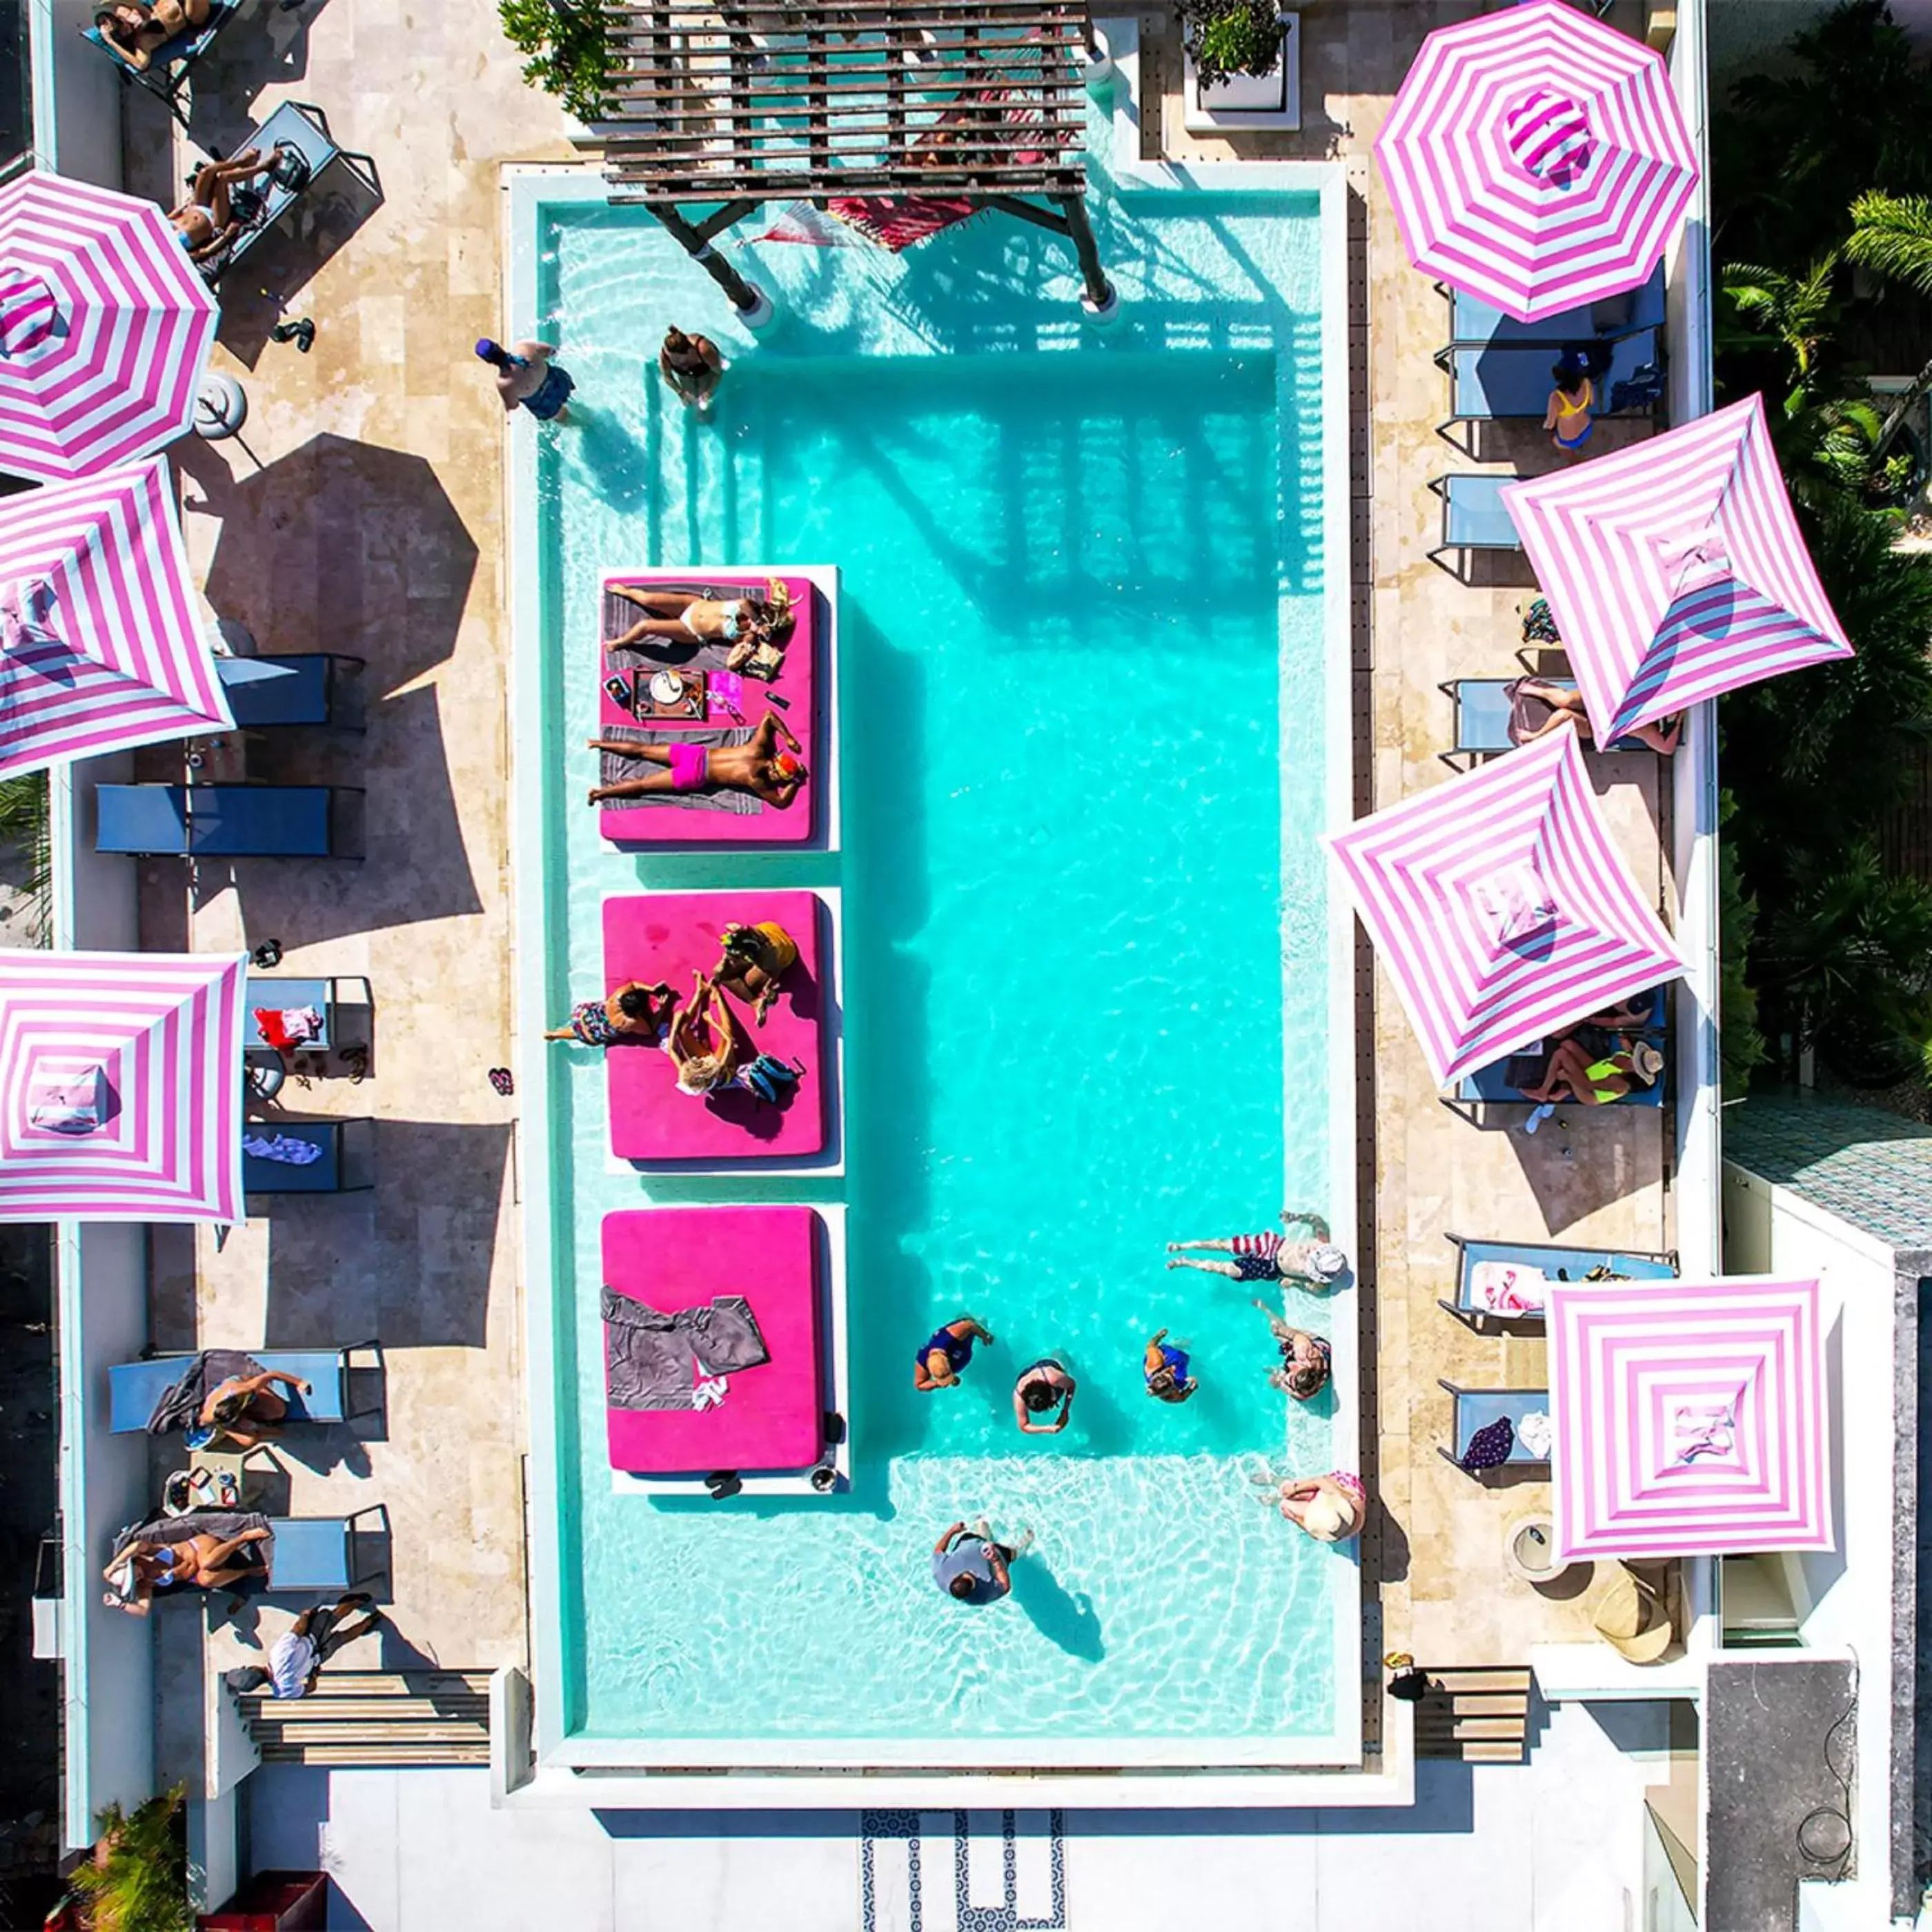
[
  {"x1": 109, "y1": 1348, "x2": 351, "y2": 1431},
  {"x1": 268, "y1": 1517, "x2": 351, "y2": 1590}
]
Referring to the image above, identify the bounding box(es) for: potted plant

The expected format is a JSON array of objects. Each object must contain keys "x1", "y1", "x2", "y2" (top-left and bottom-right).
[
  {"x1": 1176, "y1": 0, "x2": 1300, "y2": 131},
  {"x1": 499, "y1": 0, "x2": 611, "y2": 130}
]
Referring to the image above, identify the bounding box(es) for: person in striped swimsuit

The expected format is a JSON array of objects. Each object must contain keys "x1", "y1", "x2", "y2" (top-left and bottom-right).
[{"x1": 1165, "y1": 1209, "x2": 1349, "y2": 1289}]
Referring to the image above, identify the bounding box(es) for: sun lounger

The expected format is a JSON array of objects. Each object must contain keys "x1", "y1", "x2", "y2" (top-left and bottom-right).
[
  {"x1": 598, "y1": 571, "x2": 820, "y2": 849},
  {"x1": 1450, "y1": 990, "x2": 1669, "y2": 1108},
  {"x1": 604, "y1": 889, "x2": 830, "y2": 1163},
  {"x1": 1437, "y1": 1383, "x2": 1552, "y2": 1473},
  {"x1": 1440, "y1": 330, "x2": 1662, "y2": 425},
  {"x1": 1438, "y1": 1234, "x2": 1675, "y2": 1331},
  {"x1": 1440, "y1": 677, "x2": 1648, "y2": 764},
  {"x1": 217, "y1": 655, "x2": 366, "y2": 731},
  {"x1": 265, "y1": 1506, "x2": 388, "y2": 1593},
  {"x1": 603, "y1": 1206, "x2": 838, "y2": 1487},
  {"x1": 108, "y1": 1343, "x2": 382, "y2": 1433},
  {"x1": 81, "y1": 0, "x2": 240, "y2": 125},
  {"x1": 95, "y1": 784, "x2": 366, "y2": 858},
  {"x1": 243, "y1": 1118, "x2": 376, "y2": 1193},
  {"x1": 1429, "y1": 474, "x2": 1520, "y2": 569},
  {"x1": 244, "y1": 976, "x2": 372, "y2": 1055},
  {"x1": 210, "y1": 101, "x2": 382, "y2": 286},
  {"x1": 1444, "y1": 264, "x2": 1666, "y2": 349}
]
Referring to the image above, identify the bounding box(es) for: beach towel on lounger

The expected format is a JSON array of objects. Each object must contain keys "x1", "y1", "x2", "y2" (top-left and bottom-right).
[
  {"x1": 146, "y1": 1350, "x2": 269, "y2": 1435},
  {"x1": 598, "y1": 724, "x2": 762, "y2": 816},
  {"x1": 603, "y1": 1289, "x2": 771, "y2": 1409},
  {"x1": 111, "y1": 1506, "x2": 275, "y2": 1584}
]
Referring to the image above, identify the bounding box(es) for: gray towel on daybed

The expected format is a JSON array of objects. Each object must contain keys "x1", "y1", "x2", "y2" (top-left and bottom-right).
[
  {"x1": 603, "y1": 1289, "x2": 771, "y2": 1410},
  {"x1": 145, "y1": 1349, "x2": 267, "y2": 1435},
  {"x1": 598, "y1": 724, "x2": 762, "y2": 815}
]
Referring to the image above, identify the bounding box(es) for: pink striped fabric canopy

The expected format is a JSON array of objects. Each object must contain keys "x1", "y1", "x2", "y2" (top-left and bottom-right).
[
  {"x1": 1323, "y1": 729, "x2": 1686, "y2": 1086},
  {"x1": 1373, "y1": 0, "x2": 1698, "y2": 322},
  {"x1": 1503, "y1": 395, "x2": 1853, "y2": 742},
  {"x1": 0, "y1": 459, "x2": 231, "y2": 777},
  {"x1": 0, "y1": 172, "x2": 219, "y2": 482},
  {"x1": 0, "y1": 951, "x2": 246, "y2": 1223},
  {"x1": 1548, "y1": 1276, "x2": 1832, "y2": 1561}
]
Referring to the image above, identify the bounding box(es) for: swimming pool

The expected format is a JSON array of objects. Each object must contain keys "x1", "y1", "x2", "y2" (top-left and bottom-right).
[{"x1": 510, "y1": 76, "x2": 1357, "y2": 1775}]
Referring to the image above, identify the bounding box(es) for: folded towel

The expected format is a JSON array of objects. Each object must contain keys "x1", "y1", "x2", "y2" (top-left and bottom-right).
[
  {"x1": 1469, "y1": 1261, "x2": 1548, "y2": 1314},
  {"x1": 243, "y1": 1133, "x2": 322, "y2": 1165}
]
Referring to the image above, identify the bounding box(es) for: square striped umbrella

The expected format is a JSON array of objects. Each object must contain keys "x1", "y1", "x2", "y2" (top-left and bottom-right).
[
  {"x1": 1548, "y1": 1275, "x2": 1832, "y2": 1560},
  {"x1": 0, "y1": 172, "x2": 219, "y2": 482},
  {"x1": 1322, "y1": 729, "x2": 1686, "y2": 1087},
  {"x1": 1373, "y1": 0, "x2": 1698, "y2": 323},
  {"x1": 0, "y1": 458, "x2": 232, "y2": 777},
  {"x1": 1502, "y1": 395, "x2": 1853, "y2": 744},
  {"x1": 0, "y1": 950, "x2": 246, "y2": 1223}
]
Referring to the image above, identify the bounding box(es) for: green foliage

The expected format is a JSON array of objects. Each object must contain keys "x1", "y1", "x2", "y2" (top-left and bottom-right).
[
  {"x1": 498, "y1": 0, "x2": 610, "y2": 124},
  {"x1": 70, "y1": 1788, "x2": 194, "y2": 1932},
  {"x1": 1717, "y1": 793, "x2": 1769, "y2": 1093},
  {"x1": 0, "y1": 772, "x2": 51, "y2": 945},
  {"x1": 1177, "y1": 0, "x2": 1283, "y2": 87},
  {"x1": 1845, "y1": 190, "x2": 1932, "y2": 296}
]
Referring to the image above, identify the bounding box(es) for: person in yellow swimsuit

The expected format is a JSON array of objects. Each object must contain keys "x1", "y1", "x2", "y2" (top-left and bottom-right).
[{"x1": 1544, "y1": 355, "x2": 1596, "y2": 455}]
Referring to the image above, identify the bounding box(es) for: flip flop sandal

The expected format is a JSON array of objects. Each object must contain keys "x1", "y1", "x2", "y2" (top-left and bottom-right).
[{"x1": 489, "y1": 1067, "x2": 514, "y2": 1097}]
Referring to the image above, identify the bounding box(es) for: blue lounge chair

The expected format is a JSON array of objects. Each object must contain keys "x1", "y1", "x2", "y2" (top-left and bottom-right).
[
  {"x1": 244, "y1": 976, "x2": 373, "y2": 1054},
  {"x1": 81, "y1": 0, "x2": 241, "y2": 125},
  {"x1": 1429, "y1": 475, "x2": 1519, "y2": 571},
  {"x1": 267, "y1": 1506, "x2": 388, "y2": 1593},
  {"x1": 1438, "y1": 1383, "x2": 1551, "y2": 1473},
  {"x1": 217, "y1": 655, "x2": 366, "y2": 731},
  {"x1": 108, "y1": 1343, "x2": 383, "y2": 1434},
  {"x1": 1439, "y1": 1234, "x2": 1675, "y2": 1331},
  {"x1": 1440, "y1": 330, "x2": 1662, "y2": 426},
  {"x1": 244, "y1": 1118, "x2": 376, "y2": 1194},
  {"x1": 95, "y1": 785, "x2": 366, "y2": 859},
  {"x1": 1444, "y1": 264, "x2": 1666, "y2": 349},
  {"x1": 211, "y1": 101, "x2": 382, "y2": 286},
  {"x1": 1440, "y1": 677, "x2": 1650, "y2": 765}
]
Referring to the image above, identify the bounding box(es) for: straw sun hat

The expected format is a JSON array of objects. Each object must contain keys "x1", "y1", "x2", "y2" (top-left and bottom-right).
[{"x1": 1592, "y1": 1564, "x2": 1673, "y2": 1664}]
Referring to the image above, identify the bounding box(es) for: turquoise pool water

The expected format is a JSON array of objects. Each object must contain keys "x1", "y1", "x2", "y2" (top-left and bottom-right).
[{"x1": 526, "y1": 148, "x2": 1342, "y2": 1753}]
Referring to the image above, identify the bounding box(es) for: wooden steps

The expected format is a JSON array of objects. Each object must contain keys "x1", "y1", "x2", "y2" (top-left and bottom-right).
[
  {"x1": 245, "y1": 1671, "x2": 492, "y2": 1767},
  {"x1": 1412, "y1": 1666, "x2": 1532, "y2": 1764}
]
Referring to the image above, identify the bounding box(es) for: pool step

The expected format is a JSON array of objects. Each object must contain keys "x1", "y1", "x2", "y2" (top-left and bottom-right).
[
  {"x1": 1412, "y1": 1666, "x2": 1531, "y2": 1765},
  {"x1": 244, "y1": 1670, "x2": 492, "y2": 1766}
]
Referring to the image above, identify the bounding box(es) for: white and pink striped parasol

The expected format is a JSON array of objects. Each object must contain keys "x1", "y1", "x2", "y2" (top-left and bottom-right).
[
  {"x1": 1503, "y1": 395, "x2": 1853, "y2": 743},
  {"x1": 1322, "y1": 729, "x2": 1686, "y2": 1087},
  {"x1": 0, "y1": 950, "x2": 246, "y2": 1223},
  {"x1": 0, "y1": 458, "x2": 231, "y2": 778},
  {"x1": 0, "y1": 172, "x2": 219, "y2": 482},
  {"x1": 1372, "y1": 0, "x2": 1698, "y2": 322},
  {"x1": 1548, "y1": 1275, "x2": 1832, "y2": 1561}
]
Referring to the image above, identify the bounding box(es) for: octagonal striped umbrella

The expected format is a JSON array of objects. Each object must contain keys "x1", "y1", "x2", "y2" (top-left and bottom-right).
[
  {"x1": 1373, "y1": 0, "x2": 1699, "y2": 322},
  {"x1": 1548, "y1": 1275, "x2": 1832, "y2": 1561},
  {"x1": 0, "y1": 950, "x2": 246, "y2": 1223},
  {"x1": 1502, "y1": 395, "x2": 1853, "y2": 744},
  {"x1": 0, "y1": 458, "x2": 231, "y2": 778},
  {"x1": 1322, "y1": 729, "x2": 1686, "y2": 1087},
  {"x1": 0, "y1": 172, "x2": 219, "y2": 482}
]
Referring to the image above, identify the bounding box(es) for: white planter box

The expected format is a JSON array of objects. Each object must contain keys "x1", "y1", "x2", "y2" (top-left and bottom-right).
[{"x1": 1181, "y1": 10, "x2": 1301, "y2": 132}]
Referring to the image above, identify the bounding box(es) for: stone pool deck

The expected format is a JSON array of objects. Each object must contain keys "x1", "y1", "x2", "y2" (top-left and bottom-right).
[{"x1": 132, "y1": 0, "x2": 1680, "y2": 1777}]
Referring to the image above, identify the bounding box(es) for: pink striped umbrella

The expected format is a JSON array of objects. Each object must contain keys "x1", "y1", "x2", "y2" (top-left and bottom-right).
[
  {"x1": 1322, "y1": 729, "x2": 1686, "y2": 1086},
  {"x1": 0, "y1": 172, "x2": 219, "y2": 482},
  {"x1": 1373, "y1": 0, "x2": 1698, "y2": 322},
  {"x1": 1503, "y1": 395, "x2": 1853, "y2": 742},
  {"x1": 0, "y1": 950, "x2": 246, "y2": 1223},
  {"x1": 1548, "y1": 1275, "x2": 1831, "y2": 1560},
  {"x1": 0, "y1": 458, "x2": 231, "y2": 778}
]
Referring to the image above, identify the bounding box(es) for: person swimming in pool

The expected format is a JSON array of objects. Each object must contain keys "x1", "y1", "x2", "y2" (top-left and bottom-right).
[
  {"x1": 1143, "y1": 1328, "x2": 1197, "y2": 1403},
  {"x1": 544, "y1": 979, "x2": 678, "y2": 1049},
  {"x1": 914, "y1": 1316, "x2": 995, "y2": 1392},
  {"x1": 607, "y1": 583, "x2": 794, "y2": 652},
  {"x1": 1263, "y1": 1319, "x2": 1331, "y2": 1401},
  {"x1": 1248, "y1": 1468, "x2": 1366, "y2": 1543},
  {"x1": 1012, "y1": 1358, "x2": 1076, "y2": 1434},
  {"x1": 586, "y1": 709, "x2": 807, "y2": 809},
  {"x1": 931, "y1": 1519, "x2": 1033, "y2": 1603},
  {"x1": 1165, "y1": 1208, "x2": 1350, "y2": 1288}
]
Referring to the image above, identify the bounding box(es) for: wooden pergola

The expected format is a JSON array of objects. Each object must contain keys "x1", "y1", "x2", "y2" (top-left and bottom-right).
[{"x1": 598, "y1": 0, "x2": 1116, "y2": 313}]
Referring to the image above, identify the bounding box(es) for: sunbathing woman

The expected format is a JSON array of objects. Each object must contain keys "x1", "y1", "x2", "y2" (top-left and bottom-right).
[
  {"x1": 186, "y1": 1368, "x2": 313, "y2": 1452},
  {"x1": 103, "y1": 1526, "x2": 270, "y2": 1615},
  {"x1": 1517, "y1": 1035, "x2": 1664, "y2": 1106},
  {"x1": 607, "y1": 584, "x2": 793, "y2": 653},
  {"x1": 93, "y1": 0, "x2": 209, "y2": 71},
  {"x1": 1506, "y1": 678, "x2": 1683, "y2": 755},
  {"x1": 711, "y1": 921, "x2": 798, "y2": 1024},
  {"x1": 167, "y1": 148, "x2": 276, "y2": 266},
  {"x1": 545, "y1": 980, "x2": 678, "y2": 1049},
  {"x1": 587, "y1": 709, "x2": 807, "y2": 810},
  {"x1": 664, "y1": 972, "x2": 751, "y2": 1097}
]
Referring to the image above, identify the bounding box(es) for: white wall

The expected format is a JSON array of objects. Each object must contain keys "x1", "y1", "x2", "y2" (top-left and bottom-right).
[{"x1": 28, "y1": 0, "x2": 125, "y2": 186}]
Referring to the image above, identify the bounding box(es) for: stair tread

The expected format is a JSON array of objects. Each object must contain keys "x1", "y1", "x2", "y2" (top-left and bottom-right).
[
  {"x1": 1416, "y1": 1694, "x2": 1528, "y2": 1717},
  {"x1": 301, "y1": 1673, "x2": 494, "y2": 1693},
  {"x1": 1415, "y1": 1717, "x2": 1526, "y2": 1740},
  {"x1": 1422, "y1": 1668, "x2": 1531, "y2": 1690}
]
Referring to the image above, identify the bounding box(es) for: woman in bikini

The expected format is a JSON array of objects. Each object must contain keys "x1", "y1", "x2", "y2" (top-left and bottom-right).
[
  {"x1": 186, "y1": 1367, "x2": 313, "y2": 1451},
  {"x1": 93, "y1": 0, "x2": 209, "y2": 70},
  {"x1": 167, "y1": 147, "x2": 277, "y2": 266},
  {"x1": 710, "y1": 921, "x2": 798, "y2": 1024},
  {"x1": 544, "y1": 980, "x2": 678, "y2": 1049},
  {"x1": 607, "y1": 584, "x2": 791, "y2": 651},
  {"x1": 103, "y1": 1526, "x2": 270, "y2": 1615},
  {"x1": 1012, "y1": 1358, "x2": 1076, "y2": 1433},
  {"x1": 1544, "y1": 353, "x2": 1597, "y2": 457},
  {"x1": 1517, "y1": 1034, "x2": 1664, "y2": 1107},
  {"x1": 586, "y1": 708, "x2": 807, "y2": 809},
  {"x1": 1506, "y1": 679, "x2": 1683, "y2": 755},
  {"x1": 663, "y1": 972, "x2": 752, "y2": 1096}
]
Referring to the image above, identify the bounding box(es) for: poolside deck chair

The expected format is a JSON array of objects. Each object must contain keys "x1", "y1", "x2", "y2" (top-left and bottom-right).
[
  {"x1": 244, "y1": 976, "x2": 373, "y2": 1056},
  {"x1": 243, "y1": 1117, "x2": 376, "y2": 1194},
  {"x1": 1438, "y1": 1233, "x2": 1675, "y2": 1332},
  {"x1": 95, "y1": 785, "x2": 366, "y2": 859},
  {"x1": 1448, "y1": 989, "x2": 1670, "y2": 1113},
  {"x1": 1437, "y1": 1382, "x2": 1552, "y2": 1474},
  {"x1": 267, "y1": 1505, "x2": 388, "y2": 1593},
  {"x1": 1439, "y1": 677, "x2": 1650, "y2": 766},
  {"x1": 210, "y1": 101, "x2": 381, "y2": 286},
  {"x1": 217, "y1": 654, "x2": 366, "y2": 731},
  {"x1": 81, "y1": 0, "x2": 241, "y2": 125},
  {"x1": 1444, "y1": 264, "x2": 1666, "y2": 350},
  {"x1": 1439, "y1": 330, "x2": 1662, "y2": 428},
  {"x1": 108, "y1": 1342, "x2": 384, "y2": 1433},
  {"x1": 1428, "y1": 475, "x2": 1520, "y2": 571}
]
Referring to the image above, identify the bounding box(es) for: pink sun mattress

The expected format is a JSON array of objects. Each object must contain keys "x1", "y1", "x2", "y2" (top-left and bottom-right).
[
  {"x1": 598, "y1": 570, "x2": 819, "y2": 848},
  {"x1": 603, "y1": 889, "x2": 829, "y2": 1162},
  {"x1": 603, "y1": 1205, "x2": 826, "y2": 1475}
]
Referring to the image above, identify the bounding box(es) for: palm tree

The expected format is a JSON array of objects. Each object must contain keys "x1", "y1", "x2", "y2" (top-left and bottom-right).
[
  {"x1": 1718, "y1": 255, "x2": 1840, "y2": 393},
  {"x1": 68, "y1": 1788, "x2": 195, "y2": 1932},
  {"x1": 1844, "y1": 190, "x2": 1932, "y2": 460}
]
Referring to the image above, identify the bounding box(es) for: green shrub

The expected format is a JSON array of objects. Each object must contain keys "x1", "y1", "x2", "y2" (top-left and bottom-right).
[
  {"x1": 1178, "y1": 0, "x2": 1283, "y2": 87},
  {"x1": 1717, "y1": 792, "x2": 1770, "y2": 1094},
  {"x1": 500, "y1": 0, "x2": 611, "y2": 124},
  {"x1": 70, "y1": 1788, "x2": 194, "y2": 1932}
]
